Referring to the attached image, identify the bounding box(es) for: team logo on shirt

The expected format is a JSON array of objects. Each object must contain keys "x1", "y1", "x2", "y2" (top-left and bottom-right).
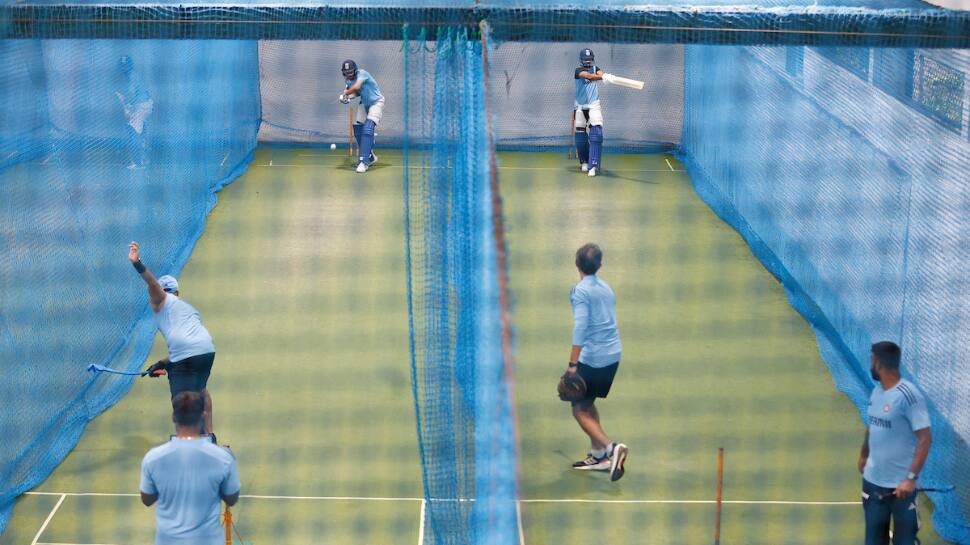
[{"x1": 883, "y1": 404, "x2": 891, "y2": 413}]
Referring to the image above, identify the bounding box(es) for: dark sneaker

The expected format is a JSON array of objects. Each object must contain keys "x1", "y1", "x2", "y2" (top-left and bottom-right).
[
  {"x1": 610, "y1": 443, "x2": 628, "y2": 482},
  {"x1": 572, "y1": 453, "x2": 610, "y2": 471}
]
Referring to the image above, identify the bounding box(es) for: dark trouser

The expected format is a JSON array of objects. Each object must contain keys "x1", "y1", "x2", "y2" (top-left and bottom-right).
[
  {"x1": 167, "y1": 352, "x2": 215, "y2": 398},
  {"x1": 863, "y1": 478, "x2": 920, "y2": 545}
]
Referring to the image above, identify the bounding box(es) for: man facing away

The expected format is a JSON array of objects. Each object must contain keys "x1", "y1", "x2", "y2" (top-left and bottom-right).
[{"x1": 140, "y1": 391, "x2": 240, "y2": 545}]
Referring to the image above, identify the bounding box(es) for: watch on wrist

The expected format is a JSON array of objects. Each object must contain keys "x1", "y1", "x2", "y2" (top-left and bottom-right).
[{"x1": 906, "y1": 471, "x2": 918, "y2": 480}]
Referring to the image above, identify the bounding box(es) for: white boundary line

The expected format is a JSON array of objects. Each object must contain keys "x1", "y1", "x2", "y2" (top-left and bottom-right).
[
  {"x1": 25, "y1": 491, "x2": 856, "y2": 505},
  {"x1": 37, "y1": 543, "x2": 118, "y2": 545},
  {"x1": 255, "y1": 163, "x2": 685, "y2": 172},
  {"x1": 31, "y1": 493, "x2": 66, "y2": 545},
  {"x1": 417, "y1": 499, "x2": 426, "y2": 545}
]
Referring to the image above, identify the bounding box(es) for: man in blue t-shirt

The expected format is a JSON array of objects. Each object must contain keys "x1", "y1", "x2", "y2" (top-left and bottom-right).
[
  {"x1": 573, "y1": 48, "x2": 605, "y2": 177},
  {"x1": 858, "y1": 341, "x2": 932, "y2": 545},
  {"x1": 339, "y1": 59, "x2": 385, "y2": 173},
  {"x1": 141, "y1": 391, "x2": 240, "y2": 545},
  {"x1": 116, "y1": 55, "x2": 153, "y2": 169},
  {"x1": 566, "y1": 243, "x2": 628, "y2": 482}
]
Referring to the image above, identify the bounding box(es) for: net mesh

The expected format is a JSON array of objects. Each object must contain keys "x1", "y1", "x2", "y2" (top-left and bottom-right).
[
  {"x1": 402, "y1": 27, "x2": 519, "y2": 545},
  {"x1": 681, "y1": 44, "x2": 970, "y2": 543},
  {"x1": 0, "y1": 38, "x2": 259, "y2": 532},
  {"x1": 0, "y1": 2, "x2": 969, "y2": 545}
]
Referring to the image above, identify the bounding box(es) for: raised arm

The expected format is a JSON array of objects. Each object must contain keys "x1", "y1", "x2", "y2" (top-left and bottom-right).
[
  {"x1": 577, "y1": 69, "x2": 604, "y2": 81},
  {"x1": 128, "y1": 241, "x2": 166, "y2": 312}
]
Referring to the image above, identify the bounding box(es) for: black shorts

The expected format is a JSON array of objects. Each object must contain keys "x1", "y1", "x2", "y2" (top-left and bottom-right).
[
  {"x1": 575, "y1": 361, "x2": 619, "y2": 402},
  {"x1": 167, "y1": 352, "x2": 215, "y2": 397}
]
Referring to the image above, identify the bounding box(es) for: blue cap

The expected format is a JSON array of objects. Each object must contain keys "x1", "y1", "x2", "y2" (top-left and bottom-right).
[{"x1": 158, "y1": 275, "x2": 179, "y2": 294}]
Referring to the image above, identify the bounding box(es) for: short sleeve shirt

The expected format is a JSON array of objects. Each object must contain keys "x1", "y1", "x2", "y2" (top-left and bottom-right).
[
  {"x1": 140, "y1": 438, "x2": 240, "y2": 545},
  {"x1": 346, "y1": 69, "x2": 384, "y2": 108},
  {"x1": 863, "y1": 379, "x2": 931, "y2": 488}
]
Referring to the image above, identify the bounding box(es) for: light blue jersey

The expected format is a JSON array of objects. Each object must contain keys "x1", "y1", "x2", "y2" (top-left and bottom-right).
[
  {"x1": 574, "y1": 65, "x2": 601, "y2": 107},
  {"x1": 346, "y1": 68, "x2": 384, "y2": 108},
  {"x1": 140, "y1": 438, "x2": 240, "y2": 545},
  {"x1": 863, "y1": 379, "x2": 931, "y2": 488},
  {"x1": 570, "y1": 274, "x2": 622, "y2": 367},
  {"x1": 122, "y1": 72, "x2": 151, "y2": 108},
  {"x1": 154, "y1": 293, "x2": 216, "y2": 363}
]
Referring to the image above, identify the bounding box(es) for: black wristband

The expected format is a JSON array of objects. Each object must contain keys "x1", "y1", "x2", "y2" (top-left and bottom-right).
[
  {"x1": 132, "y1": 260, "x2": 146, "y2": 274},
  {"x1": 568, "y1": 361, "x2": 578, "y2": 368}
]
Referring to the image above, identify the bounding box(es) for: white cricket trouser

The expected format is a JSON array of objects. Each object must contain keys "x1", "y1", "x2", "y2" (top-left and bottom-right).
[
  {"x1": 354, "y1": 97, "x2": 385, "y2": 125},
  {"x1": 573, "y1": 100, "x2": 603, "y2": 129}
]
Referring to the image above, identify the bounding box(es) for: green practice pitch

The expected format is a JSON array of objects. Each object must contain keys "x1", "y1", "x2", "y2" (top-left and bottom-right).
[{"x1": 1, "y1": 149, "x2": 946, "y2": 545}]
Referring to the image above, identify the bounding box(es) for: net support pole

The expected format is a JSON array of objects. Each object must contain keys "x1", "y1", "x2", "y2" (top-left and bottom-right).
[
  {"x1": 567, "y1": 110, "x2": 575, "y2": 159},
  {"x1": 348, "y1": 105, "x2": 355, "y2": 158},
  {"x1": 480, "y1": 19, "x2": 522, "y2": 540},
  {"x1": 223, "y1": 506, "x2": 232, "y2": 545},
  {"x1": 715, "y1": 447, "x2": 724, "y2": 545}
]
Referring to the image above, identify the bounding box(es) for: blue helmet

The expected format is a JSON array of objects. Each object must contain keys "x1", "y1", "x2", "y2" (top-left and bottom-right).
[
  {"x1": 579, "y1": 48, "x2": 594, "y2": 68},
  {"x1": 341, "y1": 59, "x2": 358, "y2": 80}
]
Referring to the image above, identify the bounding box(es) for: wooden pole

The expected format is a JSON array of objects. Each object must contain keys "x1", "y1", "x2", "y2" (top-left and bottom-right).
[
  {"x1": 223, "y1": 505, "x2": 232, "y2": 545},
  {"x1": 349, "y1": 105, "x2": 355, "y2": 158},
  {"x1": 567, "y1": 110, "x2": 576, "y2": 159}
]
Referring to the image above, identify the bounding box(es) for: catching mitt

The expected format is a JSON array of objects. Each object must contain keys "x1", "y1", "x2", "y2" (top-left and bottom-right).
[{"x1": 557, "y1": 371, "x2": 587, "y2": 402}]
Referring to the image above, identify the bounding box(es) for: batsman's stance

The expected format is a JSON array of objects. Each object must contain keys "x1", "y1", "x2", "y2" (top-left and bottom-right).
[{"x1": 562, "y1": 243, "x2": 628, "y2": 481}]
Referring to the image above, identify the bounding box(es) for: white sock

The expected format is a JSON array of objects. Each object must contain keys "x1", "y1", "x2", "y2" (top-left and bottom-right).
[{"x1": 592, "y1": 446, "x2": 609, "y2": 458}]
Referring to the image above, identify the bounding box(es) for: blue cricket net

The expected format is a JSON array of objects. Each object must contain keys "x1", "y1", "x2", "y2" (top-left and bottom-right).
[
  {"x1": 2, "y1": 2, "x2": 970, "y2": 544},
  {"x1": 0, "y1": 39, "x2": 259, "y2": 533},
  {"x1": 681, "y1": 44, "x2": 970, "y2": 543},
  {"x1": 403, "y1": 26, "x2": 520, "y2": 545}
]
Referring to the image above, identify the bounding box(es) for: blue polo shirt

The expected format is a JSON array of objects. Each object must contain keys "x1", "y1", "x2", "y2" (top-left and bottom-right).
[
  {"x1": 140, "y1": 438, "x2": 240, "y2": 545},
  {"x1": 345, "y1": 69, "x2": 384, "y2": 108},
  {"x1": 863, "y1": 379, "x2": 931, "y2": 488},
  {"x1": 570, "y1": 274, "x2": 622, "y2": 367}
]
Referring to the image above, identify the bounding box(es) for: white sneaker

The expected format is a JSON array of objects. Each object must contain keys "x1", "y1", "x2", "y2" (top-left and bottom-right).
[
  {"x1": 581, "y1": 163, "x2": 589, "y2": 172},
  {"x1": 356, "y1": 161, "x2": 368, "y2": 173},
  {"x1": 609, "y1": 443, "x2": 628, "y2": 482},
  {"x1": 587, "y1": 167, "x2": 597, "y2": 177},
  {"x1": 571, "y1": 453, "x2": 610, "y2": 471}
]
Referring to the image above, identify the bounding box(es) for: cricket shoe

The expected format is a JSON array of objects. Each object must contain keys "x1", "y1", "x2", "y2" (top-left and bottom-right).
[
  {"x1": 609, "y1": 443, "x2": 628, "y2": 482},
  {"x1": 587, "y1": 167, "x2": 597, "y2": 177},
  {"x1": 356, "y1": 161, "x2": 369, "y2": 173},
  {"x1": 572, "y1": 453, "x2": 610, "y2": 471},
  {"x1": 581, "y1": 162, "x2": 589, "y2": 172}
]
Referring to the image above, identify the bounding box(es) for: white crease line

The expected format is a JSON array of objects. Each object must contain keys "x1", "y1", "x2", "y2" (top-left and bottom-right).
[
  {"x1": 517, "y1": 500, "x2": 526, "y2": 545},
  {"x1": 25, "y1": 492, "x2": 857, "y2": 505},
  {"x1": 665, "y1": 157, "x2": 675, "y2": 171},
  {"x1": 256, "y1": 163, "x2": 684, "y2": 172},
  {"x1": 417, "y1": 499, "x2": 426, "y2": 545},
  {"x1": 31, "y1": 493, "x2": 66, "y2": 545},
  {"x1": 520, "y1": 499, "x2": 858, "y2": 505}
]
